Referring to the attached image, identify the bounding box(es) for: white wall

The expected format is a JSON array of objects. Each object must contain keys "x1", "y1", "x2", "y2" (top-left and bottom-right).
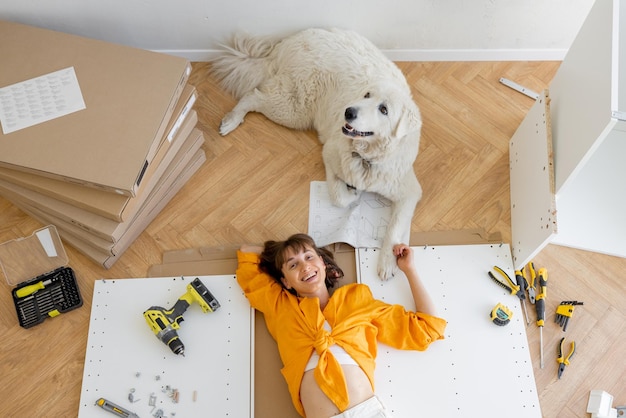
[{"x1": 0, "y1": 0, "x2": 595, "y2": 61}]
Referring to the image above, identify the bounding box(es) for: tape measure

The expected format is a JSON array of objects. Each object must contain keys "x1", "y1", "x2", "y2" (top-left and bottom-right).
[{"x1": 490, "y1": 303, "x2": 513, "y2": 326}]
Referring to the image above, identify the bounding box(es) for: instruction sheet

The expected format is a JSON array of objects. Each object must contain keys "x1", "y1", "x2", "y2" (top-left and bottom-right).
[
  {"x1": 308, "y1": 181, "x2": 393, "y2": 248},
  {"x1": 0, "y1": 67, "x2": 86, "y2": 134}
]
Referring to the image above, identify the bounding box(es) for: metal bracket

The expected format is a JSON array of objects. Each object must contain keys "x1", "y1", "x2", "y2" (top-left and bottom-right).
[{"x1": 499, "y1": 77, "x2": 540, "y2": 100}]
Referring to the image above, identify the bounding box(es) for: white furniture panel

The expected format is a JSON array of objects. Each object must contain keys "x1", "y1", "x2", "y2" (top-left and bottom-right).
[
  {"x1": 511, "y1": 0, "x2": 626, "y2": 263},
  {"x1": 549, "y1": 0, "x2": 615, "y2": 193},
  {"x1": 357, "y1": 245, "x2": 541, "y2": 418},
  {"x1": 551, "y1": 124, "x2": 626, "y2": 256},
  {"x1": 77, "y1": 275, "x2": 254, "y2": 418},
  {"x1": 509, "y1": 91, "x2": 557, "y2": 269}
]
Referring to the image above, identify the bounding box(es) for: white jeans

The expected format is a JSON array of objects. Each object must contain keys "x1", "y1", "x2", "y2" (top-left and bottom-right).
[{"x1": 332, "y1": 396, "x2": 393, "y2": 418}]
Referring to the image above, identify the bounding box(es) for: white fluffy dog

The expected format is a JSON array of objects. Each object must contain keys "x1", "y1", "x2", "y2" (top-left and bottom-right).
[{"x1": 212, "y1": 28, "x2": 422, "y2": 280}]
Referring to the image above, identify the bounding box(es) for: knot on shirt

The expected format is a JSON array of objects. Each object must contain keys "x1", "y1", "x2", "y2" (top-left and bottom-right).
[{"x1": 314, "y1": 330, "x2": 335, "y2": 354}]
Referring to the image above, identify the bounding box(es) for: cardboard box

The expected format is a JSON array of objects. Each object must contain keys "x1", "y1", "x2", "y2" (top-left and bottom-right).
[
  {"x1": 146, "y1": 229, "x2": 501, "y2": 417},
  {"x1": 0, "y1": 20, "x2": 191, "y2": 196},
  {"x1": 6, "y1": 128, "x2": 205, "y2": 266},
  {"x1": 14, "y1": 127, "x2": 205, "y2": 254},
  {"x1": 0, "y1": 85, "x2": 198, "y2": 221},
  {"x1": 0, "y1": 114, "x2": 200, "y2": 242},
  {"x1": 17, "y1": 147, "x2": 206, "y2": 269}
]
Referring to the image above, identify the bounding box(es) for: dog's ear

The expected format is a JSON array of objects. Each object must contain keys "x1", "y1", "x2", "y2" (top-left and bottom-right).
[{"x1": 394, "y1": 103, "x2": 422, "y2": 139}]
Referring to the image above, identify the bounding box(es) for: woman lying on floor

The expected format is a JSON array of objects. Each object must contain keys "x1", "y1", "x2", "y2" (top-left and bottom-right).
[{"x1": 236, "y1": 233, "x2": 446, "y2": 418}]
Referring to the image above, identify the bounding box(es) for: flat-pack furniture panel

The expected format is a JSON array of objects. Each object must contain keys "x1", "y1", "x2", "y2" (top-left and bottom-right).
[
  {"x1": 77, "y1": 275, "x2": 254, "y2": 418},
  {"x1": 509, "y1": 91, "x2": 557, "y2": 269},
  {"x1": 358, "y1": 244, "x2": 541, "y2": 418},
  {"x1": 549, "y1": 0, "x2": 614, "y2": 193}
]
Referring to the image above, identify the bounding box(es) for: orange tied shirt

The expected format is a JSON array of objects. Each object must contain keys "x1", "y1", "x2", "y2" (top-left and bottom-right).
[{"x1": 236, "y1": 251, "x2": 447, "y2": 417}]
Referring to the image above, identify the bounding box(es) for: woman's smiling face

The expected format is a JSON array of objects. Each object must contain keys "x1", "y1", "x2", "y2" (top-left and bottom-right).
[{"x1": 280, "y1": 245, "x2": 328, "y2": 297}]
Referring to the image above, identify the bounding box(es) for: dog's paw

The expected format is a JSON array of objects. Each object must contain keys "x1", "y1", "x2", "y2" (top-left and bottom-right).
[
  {"x1": 219, "y1": 111, "x2": 244, "y2": 136},
  {"x1": 377, "y1": 250, "x2": 399, "y2": 281},
  {"x1": 329, "y1": 184, "x2": 360, "y2": 208}
]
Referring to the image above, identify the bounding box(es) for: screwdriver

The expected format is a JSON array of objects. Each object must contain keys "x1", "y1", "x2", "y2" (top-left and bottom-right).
[
  {"x1": 535, "y1": 267, "x2": 548, "y2": 368},
  {"x1": 15, "y1": 279, "x2": 53, "y2": 298},
  {"x1": 514, "y1": 269, "x2": 530, "y2": 325}
]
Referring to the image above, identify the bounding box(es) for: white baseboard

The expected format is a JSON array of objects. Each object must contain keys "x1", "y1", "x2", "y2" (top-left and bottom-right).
[
  {"x1": 154, "y1": 48, "x2": 567, "y2": 62},
  {"x1": 383, "y1": 48, "x2": 567, "y2": 62}
]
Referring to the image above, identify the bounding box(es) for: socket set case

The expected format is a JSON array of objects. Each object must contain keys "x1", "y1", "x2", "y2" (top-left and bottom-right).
[{"x1": 0, "y1": 225, "x2": 82, "y2": 328}]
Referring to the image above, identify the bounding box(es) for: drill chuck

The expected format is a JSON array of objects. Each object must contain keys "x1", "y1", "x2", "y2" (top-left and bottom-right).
[{"x1": 158, "y1": 326, "x2": 185, "y2": 356}]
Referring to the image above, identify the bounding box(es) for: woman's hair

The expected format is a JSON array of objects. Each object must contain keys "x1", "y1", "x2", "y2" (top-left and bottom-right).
[{"x1": 259, "y1": 233, "x2": 344, "y2": 295}]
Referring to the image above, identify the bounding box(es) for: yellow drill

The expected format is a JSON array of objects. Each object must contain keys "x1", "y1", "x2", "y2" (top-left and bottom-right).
[{"x1": 143, "y1": 277, "x2": 220, "y2": 356}]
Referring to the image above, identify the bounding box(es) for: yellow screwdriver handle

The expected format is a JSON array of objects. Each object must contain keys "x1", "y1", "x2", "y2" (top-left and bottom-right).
[{"x1": 15, "y1": 280, "x2": 47, "y2": 298}]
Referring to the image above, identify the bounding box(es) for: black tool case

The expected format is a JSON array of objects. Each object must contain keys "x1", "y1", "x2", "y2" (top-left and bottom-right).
[{"x1": 0, "y1": 225, "x2": 83, "y2": 328}]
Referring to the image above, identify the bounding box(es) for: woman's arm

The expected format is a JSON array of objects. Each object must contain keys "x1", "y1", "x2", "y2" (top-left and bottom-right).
[
  {"x1": 236, "y1": 246, "x2": 280, "y2": 311},
  {"x1": 240, "y1": 244, "x2": 263, "y2": 254},
  {"x1": 393, "y1": 244, "x2": 438, "y2": 317}
]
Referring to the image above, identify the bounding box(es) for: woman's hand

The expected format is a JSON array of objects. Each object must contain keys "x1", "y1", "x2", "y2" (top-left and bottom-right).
[
  {"x1": 392, "y1": 244, "x2": 438, "y2": 316},
  {"x1": 393, "y1": 244, "x2": 416, "y2": 275}
]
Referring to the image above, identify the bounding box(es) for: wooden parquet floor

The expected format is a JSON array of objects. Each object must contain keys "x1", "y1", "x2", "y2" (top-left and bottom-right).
[{"x1": 0, "y1": 60, "x2": 624, "y2": 417}]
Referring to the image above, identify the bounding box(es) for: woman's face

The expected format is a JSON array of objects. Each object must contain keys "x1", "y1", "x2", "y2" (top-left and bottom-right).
[{"x1": 280, "y1": 245, "x2": 328, "y2": 297}]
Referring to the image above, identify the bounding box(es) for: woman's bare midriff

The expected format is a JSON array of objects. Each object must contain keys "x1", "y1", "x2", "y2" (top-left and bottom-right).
[{"x1": 300, "y1": 364, "x2": 374, "y2": 418}]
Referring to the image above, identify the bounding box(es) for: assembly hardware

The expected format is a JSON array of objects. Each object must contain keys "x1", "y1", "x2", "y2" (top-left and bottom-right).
[{"x1": 499, "y1": 77, "x2": 540, "y2": 100}]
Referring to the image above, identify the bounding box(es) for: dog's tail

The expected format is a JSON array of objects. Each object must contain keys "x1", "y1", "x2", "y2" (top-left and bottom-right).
[{"x1": 211, "y1": 32, "x2": 277, "y2": 99}]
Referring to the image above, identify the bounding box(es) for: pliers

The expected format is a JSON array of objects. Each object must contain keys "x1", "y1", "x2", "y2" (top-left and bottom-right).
[
  {"x1": 557, "y1": 337, "x2": 575, "y2": 379},
  {"x1": 489, "y1": 266, "x2": 522, "y2": 297},
  {"x1": 489, "y1": 266, "x2": 530, "y2": 325}
]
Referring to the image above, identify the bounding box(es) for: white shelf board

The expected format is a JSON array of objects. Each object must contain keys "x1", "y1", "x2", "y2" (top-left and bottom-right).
[
  {"x1": 357, "y1": 245, "x2": 541, "y2": 418},
  {"x1": 509, "y1": 91, "x2": 557, "y2": 269},
  {"x1": 552, "y1": 123, "x2": 626, "y2": 257},
  {"x1": 77, "y1": 275, "x2": 254, "y2": 418}
]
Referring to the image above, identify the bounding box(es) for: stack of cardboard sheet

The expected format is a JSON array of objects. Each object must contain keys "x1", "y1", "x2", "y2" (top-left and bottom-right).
[{"x1": 0, "y1": 21, "x2": 206, "y2": 268}]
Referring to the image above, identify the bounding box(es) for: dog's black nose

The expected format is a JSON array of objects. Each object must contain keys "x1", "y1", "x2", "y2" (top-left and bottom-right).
[{"x1": 345, "y1": 107, "x2": 357, "y2": 122}]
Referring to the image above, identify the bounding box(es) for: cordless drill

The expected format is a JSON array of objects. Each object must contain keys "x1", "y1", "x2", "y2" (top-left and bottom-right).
[{"x1": 143, "y1": 278, "x2": 220, "y2": 356}]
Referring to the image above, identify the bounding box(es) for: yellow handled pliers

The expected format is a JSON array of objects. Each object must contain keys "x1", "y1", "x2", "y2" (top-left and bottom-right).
[{"x1": 557, "y1": 337, "x2": 575, "y2": 379}]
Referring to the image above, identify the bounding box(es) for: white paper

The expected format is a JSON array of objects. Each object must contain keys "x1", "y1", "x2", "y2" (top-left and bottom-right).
[
  {"x1": 0, "y1": 66, "x2": 86, "y2": 134},
  {"x1": 35, "y1": 227, "x2": 58, "y2": 258},
  {"x1": 308, "y1": 181, "x2": 392, "y2": 248}
]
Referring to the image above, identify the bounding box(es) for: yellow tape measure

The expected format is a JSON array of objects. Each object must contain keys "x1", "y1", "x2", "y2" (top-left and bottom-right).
[{"x1": 490, "y1": 303, "x2": 513, "y2": 326}]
